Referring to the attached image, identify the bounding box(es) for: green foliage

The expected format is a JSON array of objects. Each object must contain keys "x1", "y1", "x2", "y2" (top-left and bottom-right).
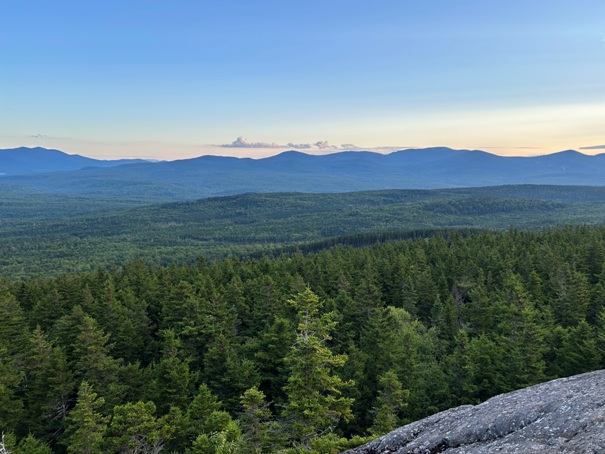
[
  {"x1": 105, "y1": 401, "x2": 171, "y2": 453},
  {"x1": 0, "y1": 344, "x2": 24, "y2": 433},
  {"x1": 71, "y1": 314, "x2": 123, "y2": 408},
  {"x1": 284, "y1": 289, "x2": 354, "y2": 448},
  {"x1": 23, "y1": 326, "x2": 75, "y2": 442},
  {"x1": 147, "y1": 330, "x2": 198, "y2": 414},
  {"x1": 239, "y1": 387, "x2": 283, "y2": 453},
  {"x1": 4, "y1": 186, "x2": 605, "y2": 279},
  {"x1": 369, "y1": 371, "x2": 409, "y2": 436},
  {"x1": 63, "y1": 381, "x2": 108, "y2": 454},
  {"x1": 14, "y1": 433, "x2": 53, "y2": 454},
  {"x1": 2, "y1": 224, "x2": 605, "y2": 451},
  {"x1": 186, "y1": 384, "x2": 231, "y2": 439}
]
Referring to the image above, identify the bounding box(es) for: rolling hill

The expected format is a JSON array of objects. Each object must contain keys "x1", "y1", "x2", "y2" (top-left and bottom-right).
[{"x1": 3, "y1": 185, "x2": 605, "y2": 279}]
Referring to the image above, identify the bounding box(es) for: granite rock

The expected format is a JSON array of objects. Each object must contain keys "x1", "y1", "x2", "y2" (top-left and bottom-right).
[{"x1": 344, "y1": 370, "x2": 605, "y2": 453}]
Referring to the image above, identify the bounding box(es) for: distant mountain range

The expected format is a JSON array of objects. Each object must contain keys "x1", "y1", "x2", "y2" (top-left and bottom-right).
[
  {"x1": 1, "y1": 146, "x2": 604, "y2": 201},
  {"x1": 0, "y1": 147, "x2": 148, "y2": 175}
]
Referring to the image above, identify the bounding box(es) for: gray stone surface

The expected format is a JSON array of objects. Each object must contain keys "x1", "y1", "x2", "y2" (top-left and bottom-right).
[{"x1": 344, "y1": 370, "x2": 605, "y2": 453}]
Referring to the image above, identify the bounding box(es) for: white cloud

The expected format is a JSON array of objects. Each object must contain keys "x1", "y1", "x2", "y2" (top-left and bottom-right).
[
  {"x1": 220, "y1": 136, "x2": 283, "y2": 148},
  {"x1": 220, "y1": 136, "x2": 342, "y2": 150}
]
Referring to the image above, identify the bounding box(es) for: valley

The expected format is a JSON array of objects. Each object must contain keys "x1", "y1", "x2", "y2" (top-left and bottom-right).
[{"x1": 2, "y1": 185, "x2": 605, "y2": 278}]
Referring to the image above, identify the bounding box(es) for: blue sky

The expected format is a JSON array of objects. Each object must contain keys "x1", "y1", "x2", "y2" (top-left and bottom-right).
[{"x1": 1, "y1": 1, "x2": 604, "y2": 159}]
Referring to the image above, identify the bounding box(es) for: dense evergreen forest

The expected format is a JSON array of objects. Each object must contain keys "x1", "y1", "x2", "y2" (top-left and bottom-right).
[
  {"x1": 4, "y1": 185, "x2": 605, "y2": 279},
  {"x1": 2, "y1": 226, "x2": 605, "y2": 453}
]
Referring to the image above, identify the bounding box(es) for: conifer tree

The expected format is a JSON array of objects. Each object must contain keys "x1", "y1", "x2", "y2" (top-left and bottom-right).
[
  {"x1": 63, "y1": 381, "x2": 108, "y2": 454},
  {"x1": 72, "y1": 314, "x2": 123, "y2": 408},
  {"x1": 0, "y1": 345, "x2": 24, "y2": 433},
  {"x1": 186, "y1": 384, "x2": 226, "y2": 437},
  {"x1": 147, "y1": 330, "x2": 198, "y2": 414},
  {"x1": 184, "y1": 385, "x2": 240, "y2": 453},
  {"x1": 24, "y1": 326, "x2": 75, "y2": 442},
  {"x1": 369, "y1": 371, "x2": 408, "y2": 436},
  {"x1": 283, "y1": 288, "x2": 353, "y2": 448},
  {"x1": 105, "y1": 401, "x2": 172, "y2": 454},
  {"x1": 14, "y1": 433, "x2": 52, "y2": 454},
  {"x1": 239, "y1": 387, "x2": 282, "y2": 453}
]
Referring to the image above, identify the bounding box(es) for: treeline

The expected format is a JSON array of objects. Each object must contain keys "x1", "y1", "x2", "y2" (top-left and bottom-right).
[{"x1": 2, "y1": 226, "x2": 605, "y2": 452}]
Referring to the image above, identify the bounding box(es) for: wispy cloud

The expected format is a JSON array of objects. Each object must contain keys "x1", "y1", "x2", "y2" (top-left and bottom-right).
[
  {"x1": 28, "y1": 133, "x2": 50, "y2": 139},
  {"x1": 219, "y1": 136, "x2": 340, "y2": 150},
  {"x1": 220, "y1": 136, "x2": 282, "y2": 149},
  {"x1": 217, "y1": 137, "x2": 419, "y2": 156},
  {"x1": 481, "y1": 146, "x2": 541, "y2": 150},
  {"x1": 580, "y1": 144, "x2": 605, "y2": 150}
]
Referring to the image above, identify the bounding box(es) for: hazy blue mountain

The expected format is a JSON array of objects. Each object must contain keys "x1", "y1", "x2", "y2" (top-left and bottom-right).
[
  {"x1": 1, "y1": 146, "x2": 604, "y2": 201},
  {"x1": 0, "y1": 146, "x2": 149, "y2": 175}
]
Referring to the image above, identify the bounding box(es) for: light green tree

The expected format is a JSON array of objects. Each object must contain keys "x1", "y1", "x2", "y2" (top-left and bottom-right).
[
  {"x1": 239, "y1": 387, "x2": 283, "y2": 453},
  {"x1": 283, "y1": 288, "x2": 354, "y2": 449},
  {"x1": 105, "y1": 401, "x2": 172, "y2": 453},
  {"x1": 14, "y1": 433, "x2": 52, "y2": 454},
  {"x1": 63, "y1": 381, "x2": 108, "y2": 454}
]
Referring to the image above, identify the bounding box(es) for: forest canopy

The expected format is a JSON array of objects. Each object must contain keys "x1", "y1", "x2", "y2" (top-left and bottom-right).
[
  {"x1": 2, "y1": 225, "x2": 605, "y2": 452},
  {"x1": 4, "y1": 185, "x2": 605, "y2": 279}
]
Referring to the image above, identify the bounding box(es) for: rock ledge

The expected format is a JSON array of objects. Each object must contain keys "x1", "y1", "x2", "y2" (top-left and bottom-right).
[{"x1": 344, "y1": 370, "x2": 605, "y2": 453}]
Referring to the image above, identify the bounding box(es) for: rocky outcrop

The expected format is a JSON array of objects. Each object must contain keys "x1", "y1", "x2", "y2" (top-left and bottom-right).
[{"x1": 344, "y1": 370, "x2": 605, "y2": 453}]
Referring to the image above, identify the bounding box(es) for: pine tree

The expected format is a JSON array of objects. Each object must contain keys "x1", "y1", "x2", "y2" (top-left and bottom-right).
[
  {"x1": 239, "y1": 387, "x2": 282, "y2": 453},
  {"x1": 105, "y1": 401, "x2": 172, "y2": 454},
  {"x1": 23, "y1": 326, "x2": 75, "y2": 442},
  {"x1": 181, "y1": 384, "x2": 241, "y2": 453},
  {"x1": 250, "y1": 318, "x2": 294, "y2": 404},
  {"x1": 0, "y1": 344, "x2": 24, "y2": 433},
  {"x1": 14, "y1": 433, "x2": 52, "y2": 454},
  {"x1": 147, "y1": 330, "x2": 198, "y2": 414},
  {"x1": 369, "y1": 371, "x2": 409, "y2": 436},
  {"x1": 283, "y1": 288, "x2": 354, "y2": 448},
  {"x1": 0, "y1": 289, "x2": 28, "y2": 429},
  {"x1": 63, "y1": 381, "x2": 108, "y2": 454},
  {"x1": 186, "y1": 384, "x2": 224, "y2": 436},
  {"x1": 72, "y1": 314, "x2": 123, "y2": 408}
]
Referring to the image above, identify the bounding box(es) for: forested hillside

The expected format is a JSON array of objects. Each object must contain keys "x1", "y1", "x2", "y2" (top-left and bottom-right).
[
  {"x1": 4, "y1": 185, "x2": 605, "y2": 279},
  {"x1": 2, "y1": 226, "x2": 605, "y2": 452}
]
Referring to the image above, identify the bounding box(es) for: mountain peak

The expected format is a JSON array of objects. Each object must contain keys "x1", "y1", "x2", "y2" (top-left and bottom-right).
[{"x1": 0, "y1": 146, "x2": 147, "y2": 175}]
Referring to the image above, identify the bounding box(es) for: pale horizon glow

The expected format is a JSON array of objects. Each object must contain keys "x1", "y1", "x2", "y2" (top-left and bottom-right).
[{"x1": 1, "y1": 1, "x2": 604, "y2": 160}]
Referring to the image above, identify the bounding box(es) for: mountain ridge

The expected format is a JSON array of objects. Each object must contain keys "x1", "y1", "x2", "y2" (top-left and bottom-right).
[
  {"x1": 2, "y1": 146, "x2": 605, "y2": 201},
  {"x1": 0, "y1": 146, "x2": 150, "y2": 175}
]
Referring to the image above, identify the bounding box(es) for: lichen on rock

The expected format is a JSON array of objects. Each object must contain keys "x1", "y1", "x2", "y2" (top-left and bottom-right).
[{"x1": 344, "y1": 370, "x2": 605, "y2": 453}]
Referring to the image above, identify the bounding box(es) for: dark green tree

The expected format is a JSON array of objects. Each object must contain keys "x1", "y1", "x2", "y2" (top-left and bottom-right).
[
  {"x1": 369, "y1": 370, "x2": 409, "y2": 436},
  {"x1": 147, "y1": 330, "x2": 198, "y2": 414}
]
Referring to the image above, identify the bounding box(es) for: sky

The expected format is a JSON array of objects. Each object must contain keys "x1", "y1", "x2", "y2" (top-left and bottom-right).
[{"x1": 1, "y1": 1, "x2": 604, "y2": 160}]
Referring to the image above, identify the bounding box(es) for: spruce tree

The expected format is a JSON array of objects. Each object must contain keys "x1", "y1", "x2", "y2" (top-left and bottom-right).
[
  {"x1": 369, "y1": 371, "x2": 408, "y2": 436},
  {"x1": 63, "y1": 381, "x2": 108, "y2": 454},
  {"x1": 239, "y1": 387, "x2": 282, "y2": 453},
  {"x1": 105, "y1": 401, "x2": 171, "y2": 454},
  {"x1": 283, "y1": 288, "x2": 353, "y2": 448}
]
